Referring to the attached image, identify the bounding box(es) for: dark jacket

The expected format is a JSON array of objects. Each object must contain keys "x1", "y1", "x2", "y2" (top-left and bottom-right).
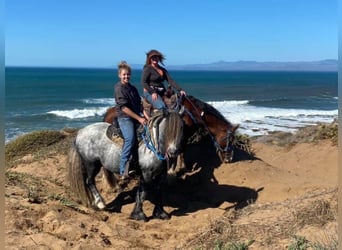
[
  {"x1": 141, "y1": 65, "x2": 182, "y2": 95},
  {"x1": 114, "y1": 82, "x2": 142, "y2": 119}
]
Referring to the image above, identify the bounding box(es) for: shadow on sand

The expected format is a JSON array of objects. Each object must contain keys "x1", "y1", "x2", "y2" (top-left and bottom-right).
[{"x1": 105, "y1": 135, "x2": 263, "y2": 218}]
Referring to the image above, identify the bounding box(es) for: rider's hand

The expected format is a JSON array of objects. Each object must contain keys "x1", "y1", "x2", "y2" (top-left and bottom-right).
[
  {"x1": 179, "y1": 90, "x2": 186, "y2": 96},
  {"x1": 152, "y1": 93, "x2": 158, "y2": 101},
  {"x1": 139, "y1": 117, "x2": 147, "y2": 125}
]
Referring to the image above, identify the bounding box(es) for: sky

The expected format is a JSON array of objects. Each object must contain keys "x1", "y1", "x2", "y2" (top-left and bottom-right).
[{"x1": 5, "y1": 0, "x2": 338, "y2": 68}]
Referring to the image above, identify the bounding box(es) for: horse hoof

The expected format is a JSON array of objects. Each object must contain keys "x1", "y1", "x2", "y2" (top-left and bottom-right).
[
  {"x1": 153, "y1": 211, "x2": 170, "y2": 220},
  {"x1": 104, "y1": 205, "x2": 120, "y2": 213},
  {"x1": 129, "y1": 212, "x2": 148, "y2": 222},
  {"x1": 224, "y1": 157, "x2": 233, "y2": 163},
  {"x1": 95, "y1": 201, "x2": 106, "y2": 210}
]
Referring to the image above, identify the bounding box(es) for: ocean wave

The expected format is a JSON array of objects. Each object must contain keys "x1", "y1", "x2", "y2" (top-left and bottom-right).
[
  {"x1": 207, "y1": 100, "x2": 249, "y2": 106},
  {"x1": 210, "y1": 102, "x2": 338, "y2": 136},
  {"x1": 83, "y1": 98, "x2": 114, "y2": 105},
  {"x1": 47, "y1": 107, "x2": 108, "y2": 119},
  {"x1": 47, "y1": 101, "x2": 337, "y2": 136},
  {"x1": 6, "y1": 99, "x2": 338, "y2": 141}
]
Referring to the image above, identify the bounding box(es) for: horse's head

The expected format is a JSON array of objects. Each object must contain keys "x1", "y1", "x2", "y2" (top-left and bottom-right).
[
  {"x1": 163, "y1": 111, "x2": 184, "y2": 159},
  {"x1": 148, "y1": 110, "x2": 184, "y2": 160},
  {"x1": 181, "y1": 95, "x2": 239, "y2": 163},
  {"x1": 219, "y1": 124, "x2": 239, "y2": 163},
  {"x1": 203, "y1": 117, "x2": 239, "y2": 163}
]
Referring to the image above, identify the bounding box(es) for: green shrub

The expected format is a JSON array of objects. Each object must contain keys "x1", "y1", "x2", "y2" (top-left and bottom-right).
[
  {"x1": 5, "y1": 130, "x2": 65, "y2": 163},
  {"x1": 288, "y1": 235, "x2": 309, "y2": 250},
  {"x1": 314, "y1": 123, "x2": 338, "y2": 145}
]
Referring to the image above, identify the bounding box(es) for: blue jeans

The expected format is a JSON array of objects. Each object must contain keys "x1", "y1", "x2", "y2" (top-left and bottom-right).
[
  {"x1": 117, "y1": 117, "x2": 138, "y2": 175},
  {"x1": 143, "y1": 91, "x2": 166, "y2": 110}
]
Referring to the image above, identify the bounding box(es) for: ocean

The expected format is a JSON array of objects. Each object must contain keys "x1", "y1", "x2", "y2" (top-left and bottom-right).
[{"x1": 5, "y1": 67, "x2": 338, "y2": 143}]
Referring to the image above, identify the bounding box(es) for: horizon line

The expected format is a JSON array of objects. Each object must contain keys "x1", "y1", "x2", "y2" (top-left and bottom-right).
[{"x1": 5, "y1": 58, "x2": 338, "y2": 71}]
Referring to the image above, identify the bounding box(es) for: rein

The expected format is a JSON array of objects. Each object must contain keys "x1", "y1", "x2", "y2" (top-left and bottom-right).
[
  {"x1": 141, "y1": 113, "x2": 168, "y2": 161},
  {"x1": 179, "y1": 95, "x2": 206, "y2": 127},
  {"x1": 182, "y1": 95, "x2": 235, "y2": 157}
]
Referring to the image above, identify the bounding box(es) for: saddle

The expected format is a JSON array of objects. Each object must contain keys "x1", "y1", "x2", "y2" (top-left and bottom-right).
[
  {"x1": 106, "y1": 123, "x2": 144, "y2": 145},
  {"x1": 106, "y1": 90, "x2": 180, "y2": 143},
  {"x1": 142, "y1": 92, "x2": 179, "y2": 118}
]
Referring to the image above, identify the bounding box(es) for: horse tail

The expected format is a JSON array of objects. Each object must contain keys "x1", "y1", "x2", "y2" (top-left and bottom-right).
[
  {"x1": 67, "y1": 141, "x2": 93, "y2": 207},
  {"x1": 102, "y1": 168, "x2": 117, "y2": 189}
]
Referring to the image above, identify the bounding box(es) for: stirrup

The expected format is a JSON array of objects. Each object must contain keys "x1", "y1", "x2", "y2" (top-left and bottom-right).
[{"x1": 120, "y1": 175, "x2": 131, "y2": 181}]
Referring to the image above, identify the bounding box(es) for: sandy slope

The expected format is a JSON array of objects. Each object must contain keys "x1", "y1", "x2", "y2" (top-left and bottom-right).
[{"x1": 5, "y1": 136, "x2": 337, "y2": 249}]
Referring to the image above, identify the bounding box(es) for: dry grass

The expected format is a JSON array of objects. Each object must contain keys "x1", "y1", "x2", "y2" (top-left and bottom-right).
[
  {"x1": 183, "y1": 188, "x2": 337, "y2": 249},
  {"x1": 5, "y1": 128, "x2": 77, "y2": 167},
  {"x1": 234, "y1": 134, "x2": 252, "y2": 154}
]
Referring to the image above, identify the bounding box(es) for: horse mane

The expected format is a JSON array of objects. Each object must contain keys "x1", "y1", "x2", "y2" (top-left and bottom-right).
[
  {"x1": 148, "y1": 110, "x2": 183, "y2": 145},
  {"x1": 187, "y1": 95, "x2": 230, "y2": 124},
  {"x1": 165, "y1": 111, "x2": 183, "y2": 140}
]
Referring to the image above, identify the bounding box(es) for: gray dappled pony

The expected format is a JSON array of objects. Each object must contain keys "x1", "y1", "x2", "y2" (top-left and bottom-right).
[{"x1": 68, "y1": 111, "x2": 184, "y2": 221}]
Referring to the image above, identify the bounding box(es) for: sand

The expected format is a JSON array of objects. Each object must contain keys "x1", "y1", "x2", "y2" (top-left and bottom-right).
[{"x1": 5, "y1": 135, "x2": 338, "y2": 249}]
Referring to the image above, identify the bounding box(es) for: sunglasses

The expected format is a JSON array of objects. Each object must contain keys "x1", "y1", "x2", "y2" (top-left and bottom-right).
[{"x1": 151, "y1": 55, "x2": 160, "y2": 60}]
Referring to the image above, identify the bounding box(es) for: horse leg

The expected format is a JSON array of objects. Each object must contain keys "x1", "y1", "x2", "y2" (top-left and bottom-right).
[
  {"x1": 167, "y1": 156, "x2": 178, "y2": 176},
  {"x1": 130, "y1": 179, "x2": 148, "y2": 221},
  {"x1": 152, "y1": 174, "x2": 170, "y2": 220},
  {"x1": 167, "y1": 154, "x2": 187, "y2": 177},
  {"x1": 176, "y1": 153, "x2": 188, "y2": 176},
  {"x1": 84, "y1": 161, "x2": 106, "y2": 210}
]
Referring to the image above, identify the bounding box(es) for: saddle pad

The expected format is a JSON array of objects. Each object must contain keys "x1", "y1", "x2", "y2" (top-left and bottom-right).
[{"x1": 106, "y1": 124, "x2": 123, "y2": 145}]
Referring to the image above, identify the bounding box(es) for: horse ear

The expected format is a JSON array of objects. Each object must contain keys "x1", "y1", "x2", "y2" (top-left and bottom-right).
[{"x1": 232, "y1": 124, "x2": 239, "y2": 132}]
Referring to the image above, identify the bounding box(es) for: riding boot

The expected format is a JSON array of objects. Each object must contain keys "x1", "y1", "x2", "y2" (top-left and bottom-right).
[
  {"x1": 142, "y1": 98, "x2": 152, "y2": 119},
  {"x1": 121, "y1": 159, "x2": 137, "y2": 179},
  {"x1": 130, "y1": 157, "x2": 140, "y2": 175},
  {"x1": 122, "y1": 161, "x2": 131, "y2": 180},
  {"x1": 117, "y1": 161, "x2": 130, "y2": 189},
  {"x1": 143, "y1": 109, "x2": 151, "y2": 120}
]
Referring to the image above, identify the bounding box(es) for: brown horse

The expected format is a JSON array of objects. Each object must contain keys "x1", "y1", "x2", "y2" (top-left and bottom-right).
[
  {"x1": 103, "y1": 94, "x2": 239, "y2": 164},
  {"x1": 180, "y1": 95, "x2": 239, "y2": 163}
]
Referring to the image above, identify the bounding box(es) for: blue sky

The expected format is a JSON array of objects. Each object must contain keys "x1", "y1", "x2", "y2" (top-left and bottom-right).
[{"x1": 5, "y1": 0, "x2": 337, "y2": 67}]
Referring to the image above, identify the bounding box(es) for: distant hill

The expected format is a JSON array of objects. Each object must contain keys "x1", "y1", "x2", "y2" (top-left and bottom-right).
[{"x1": 132, "y1": 59, "x2": 337, "y2": 71}]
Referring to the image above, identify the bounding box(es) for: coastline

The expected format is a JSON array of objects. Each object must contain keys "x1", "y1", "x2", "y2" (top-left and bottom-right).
[{"x1": 5, "y1": 67, "x2": 338, "y2": 142}]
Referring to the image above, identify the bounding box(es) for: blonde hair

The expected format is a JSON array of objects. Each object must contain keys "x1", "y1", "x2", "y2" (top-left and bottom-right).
[{"x1": 118, "y1": 61, "x2": 131, "y2": 74}]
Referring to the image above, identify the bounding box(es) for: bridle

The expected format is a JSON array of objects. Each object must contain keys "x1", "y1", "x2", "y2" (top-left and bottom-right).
[
  {"x1": 215, "y1": 129, "x2": 235, "y2": 163},
  {"x1": 180, "y1": 95, "x2": 236, "y2": 163}
]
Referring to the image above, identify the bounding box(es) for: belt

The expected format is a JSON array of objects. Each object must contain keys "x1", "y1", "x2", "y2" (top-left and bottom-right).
[{"x1": 151, "y1": 86, "x2": 165, "y2": 92}]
